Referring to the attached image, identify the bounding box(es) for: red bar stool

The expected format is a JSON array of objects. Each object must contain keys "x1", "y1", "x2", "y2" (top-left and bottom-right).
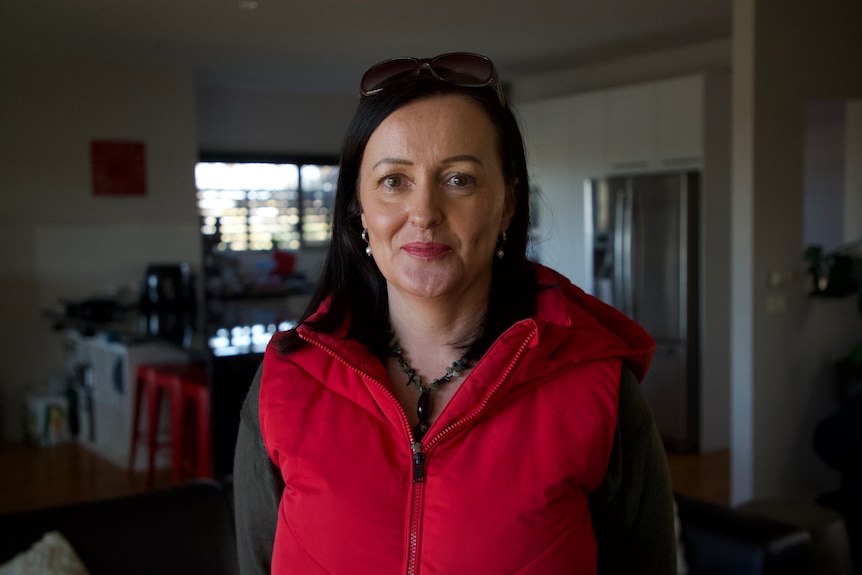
[
  {"x1": 129, "y1": 364, "x2": 169, "y2": 481},
  {"x1": 129, "y1": 361, "x2": 210, "y2": 486}
]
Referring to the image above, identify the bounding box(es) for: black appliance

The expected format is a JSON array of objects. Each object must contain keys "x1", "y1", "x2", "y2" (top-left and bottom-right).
[
  {"x1": 140, "y1": 263, "x2": 194, "y2": 310},
  {"x1": 139, "y1": 263, "x2": 196, "y2": 347}
]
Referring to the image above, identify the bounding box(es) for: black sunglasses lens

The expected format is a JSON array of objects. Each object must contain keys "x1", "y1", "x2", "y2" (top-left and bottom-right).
[
  {"x1": 360, "y1": 58, "x2": 419, "y2": 94},
  {"x1": 359, "y1": 53, "x2": 502, "y2": 104},
  {"x1": 431, "y1": 53, "x2": 494, "y2": 86}
]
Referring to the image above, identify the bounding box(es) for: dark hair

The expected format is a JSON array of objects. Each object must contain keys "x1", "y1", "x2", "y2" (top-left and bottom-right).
[{"x1": 279, "y1": 72, "x2": 537, "y2": 361}]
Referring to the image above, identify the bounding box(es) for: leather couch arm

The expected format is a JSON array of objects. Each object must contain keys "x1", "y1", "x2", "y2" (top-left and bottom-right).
[
  {"x1": 675, "y1": 492, "x2": 812, "y2": 575},
  {"x1": 0, "y1": 479, "x2": 239, "y2": 575}
]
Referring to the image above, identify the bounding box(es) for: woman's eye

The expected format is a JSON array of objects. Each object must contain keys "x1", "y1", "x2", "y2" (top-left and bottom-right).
[
  {"x1": 383, "y1": 175, "x2": 402, "y2": 188},
  {"x1": 447, "y1": 174, "x2": 474, "y2": 187}
]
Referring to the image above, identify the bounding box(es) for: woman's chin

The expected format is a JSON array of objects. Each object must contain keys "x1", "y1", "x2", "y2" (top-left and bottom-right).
[{"x1": 390, "y1": 264, "x2": 490, "y2": 303}]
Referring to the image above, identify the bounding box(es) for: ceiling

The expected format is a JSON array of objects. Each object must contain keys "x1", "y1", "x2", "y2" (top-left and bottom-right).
[{"x1": 1, "y1": 0, "x2": 732, "y2": 95}]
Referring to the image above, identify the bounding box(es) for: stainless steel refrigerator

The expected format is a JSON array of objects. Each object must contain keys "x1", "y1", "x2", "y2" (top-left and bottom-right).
[{"x1": 588, "y1": 171, "x2": 699, "y2": 452}]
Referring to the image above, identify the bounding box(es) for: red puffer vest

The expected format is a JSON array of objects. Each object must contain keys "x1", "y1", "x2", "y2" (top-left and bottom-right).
[{"x1": 259, "y1": 264, "x2": 654, "y2": 574}]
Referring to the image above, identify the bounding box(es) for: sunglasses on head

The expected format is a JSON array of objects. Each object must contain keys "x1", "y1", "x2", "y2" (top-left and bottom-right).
[{"x1": 359, "y1": 52, "x2": 505, "y2": 106}]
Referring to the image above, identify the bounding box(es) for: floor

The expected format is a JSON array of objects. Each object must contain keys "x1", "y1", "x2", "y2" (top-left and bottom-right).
[
  {"x1": 0, "y1": 440, "x2": 729, "y2": 515},
  {"x1": 0, "y1": 442, "x2": 172, "y2": 515},
  {"x1": 665, "y1": 448, "x2": 730, "y2": 505}
]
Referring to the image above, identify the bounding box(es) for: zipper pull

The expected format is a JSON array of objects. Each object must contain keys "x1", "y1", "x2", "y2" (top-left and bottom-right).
[{"x1": 411, "y1": 441, "x2": 425, "y2": 483}]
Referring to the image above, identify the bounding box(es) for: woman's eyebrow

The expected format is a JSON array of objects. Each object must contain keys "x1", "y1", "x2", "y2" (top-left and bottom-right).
[
  {"x1": 372, "y1": 157, "x2": 413, "y2": 170},
  {"x1": 442, "y1": 155, "x2": 484, "y2": 167},
  {"x1": 371, "y1": 155, "x2": 485, "y2": 170}
]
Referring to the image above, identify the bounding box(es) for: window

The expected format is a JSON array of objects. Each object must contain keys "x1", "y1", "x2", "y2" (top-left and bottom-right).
[{"x1": 195, "y1": 158, "x2": 339, "y2": 251}]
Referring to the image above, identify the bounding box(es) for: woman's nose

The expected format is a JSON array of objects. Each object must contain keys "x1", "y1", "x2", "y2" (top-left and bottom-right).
[{"x1": 408, "y1": 182, "x2": 444, "y2": 229}]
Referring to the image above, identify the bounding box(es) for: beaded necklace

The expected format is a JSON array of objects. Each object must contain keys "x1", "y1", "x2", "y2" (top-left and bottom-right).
[{"x1": 389, "y1": 335, "x2": 471, "y2": 441}]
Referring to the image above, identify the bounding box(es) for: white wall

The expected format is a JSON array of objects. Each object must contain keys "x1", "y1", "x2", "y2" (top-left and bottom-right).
[
  {"x1": 516, "y1": 92, "x2": 603, "y2": 289},
  {"x1": 803, "y1": 100, "x2": 847, "y2": 252},
  {"x1": 844, "y1": 100, "x2": 862, "y2": 244},
  {"x1": 731, "y1": 0, "x2": 862, "y2": 503},
  {"x1": 0, "y1": 55, "x2": 201, "y2": 440},
  {"x1": 0, "y1": 57, "x2": 358, "y2": 442},
  {"x1": 699, "y1": 70, "x2": 732, "y2": 451}
]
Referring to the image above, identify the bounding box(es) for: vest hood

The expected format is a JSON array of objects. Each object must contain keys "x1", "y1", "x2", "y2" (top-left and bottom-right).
[{"x1": 531, "y1": 263, "x2": 655, "y2": 383}]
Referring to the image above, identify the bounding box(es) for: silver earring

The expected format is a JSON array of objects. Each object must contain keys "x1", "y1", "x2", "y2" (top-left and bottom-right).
[
  {"x1": 361, "y1": 228, "x2": 371, "y2": 256},
  {"x1": 496, "y1": 232, "x2": 507, "y2": 260}
]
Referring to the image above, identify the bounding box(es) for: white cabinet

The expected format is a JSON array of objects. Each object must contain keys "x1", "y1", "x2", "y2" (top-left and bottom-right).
[
  {"x1": 569, "y1": 91, "x2": 608, "y2": 175},
  {"x1": 657, "y1": 76, "x2": 704, "y2": 166},
  {"x1": 605, "y1": 83, "x2": 659, "y2": 171},
  {"x1": 67, "y1": 332, "x2": 190, "y2": 471},
  {"x1": 604, "y1": 75, "x2": 704, "y2": 173}
]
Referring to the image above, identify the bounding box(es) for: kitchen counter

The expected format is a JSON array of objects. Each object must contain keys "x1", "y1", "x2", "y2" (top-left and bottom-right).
[
  {"x1": 59, "y1": 292, "x2": 311, "y2": 480},
  {"x1": 54, "y1": 292, "x2": 311, "y2": 359}
]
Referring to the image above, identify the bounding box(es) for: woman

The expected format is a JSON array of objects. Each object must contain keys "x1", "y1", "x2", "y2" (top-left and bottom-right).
[{"x1": 234, "y1": 52, "x2": 677, "y2": 574}]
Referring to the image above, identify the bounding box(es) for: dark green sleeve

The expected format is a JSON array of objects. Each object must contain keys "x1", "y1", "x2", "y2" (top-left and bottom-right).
[
  {"x1": 589, "y1": 366, "x2": 677, "y2": 575},
  {"x1": 233, "y1": 363, "x2": 285, "y2": 575}
]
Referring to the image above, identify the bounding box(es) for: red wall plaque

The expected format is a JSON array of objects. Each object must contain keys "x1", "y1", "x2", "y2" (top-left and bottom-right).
[{"x1": 91, "y1": 140, "x2": 146, "y2": 196}]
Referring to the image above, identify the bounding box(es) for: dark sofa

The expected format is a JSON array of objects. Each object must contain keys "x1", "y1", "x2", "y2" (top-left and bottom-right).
[
  {"x1": 675, "y1": 492, "x2": 813, "y2": 575},
  {"x1": 0, "y1": 479, "x2": 238, "y2": 575},
  {"x1": 0, "y1": 480, "x2": 815, "y2": 575}
]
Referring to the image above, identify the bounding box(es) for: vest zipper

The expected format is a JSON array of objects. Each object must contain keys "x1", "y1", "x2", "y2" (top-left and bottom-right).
[
  {"x1": 411, "y1": 441, "x2": 426, "y2": 483},
  {"x1": 299, "y1": 332, "x2": 424, "y2": 572},
  {"x1": 405, "y1": 332, "x2": 534, "y2": 575},
  {"x1": 406, "y1": 467, "x2": 424, "y2": 575},
  {"x1": 298, "y1": 327, "x2": 535, "y2": 575}
]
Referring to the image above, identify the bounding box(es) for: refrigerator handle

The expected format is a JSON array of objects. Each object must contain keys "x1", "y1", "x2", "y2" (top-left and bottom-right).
[
  {"x1": 622, "y1": 183, "x2": 634, "y2": 317},
  {"x1": 613, "y1": 187, "x2": 626, "y2": 312}
]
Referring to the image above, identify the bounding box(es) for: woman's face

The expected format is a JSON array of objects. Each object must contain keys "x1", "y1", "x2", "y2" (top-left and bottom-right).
[{"x1": 359, "y1": 94, "x2": 514, "y2": 304}]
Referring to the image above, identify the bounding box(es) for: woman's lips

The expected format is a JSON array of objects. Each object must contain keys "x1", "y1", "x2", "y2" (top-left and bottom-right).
[{"x1": 401, "y1": 242, "x2": 452, "y2": 258}]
